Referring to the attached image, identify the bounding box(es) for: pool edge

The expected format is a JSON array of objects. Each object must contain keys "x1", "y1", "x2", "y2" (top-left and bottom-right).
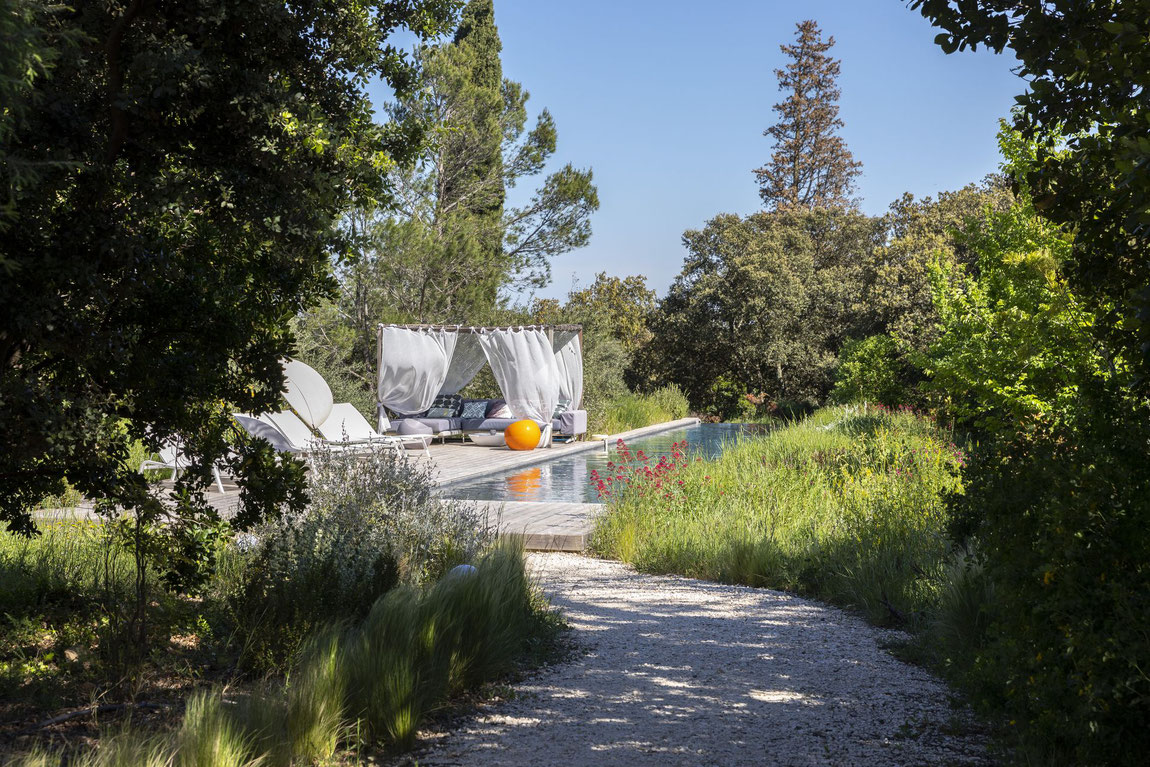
[{"x1": 435, "y1": 416, "x2": 701, "y2": 491}]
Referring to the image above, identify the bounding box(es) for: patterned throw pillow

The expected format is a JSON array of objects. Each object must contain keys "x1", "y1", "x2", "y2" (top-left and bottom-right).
[
  {"x1": 460, "y1": 399, "x2": 488, "y2": 419},
  {"x1": 552, "y1": 397, "x2": 572, "y2": 418},
  {"x1": 425, "y1": 393, "x2": 462, "y2": 418}
]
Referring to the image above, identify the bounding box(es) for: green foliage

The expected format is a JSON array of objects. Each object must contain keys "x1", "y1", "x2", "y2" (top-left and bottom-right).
[
  {"x1": 910, "y1": 128, "x2": 1149, "y2": 763},
  {"x1": 532, "y1": 272, "x2": 659, "y2": 431},
  {"x1": 866, "y1": 176, "x2": 1014, "y2": 353},
  {"x1": 831, "y1": 334, "x2": 912, "y2": 407},
  {"x1": 560, "y1": 272, "x2": 657, "y2": 354},
  {"x1": 581, "y1": 333, "x2": 630, "y2": 432},
  {"x1": 592, "y1": 405, "x2": 964, "y2": 626},
  {"x1": 912, "y1": 0, "x2": 1150, "y2": 382},
  {"x1": 950, "y1": 400, "x2": 1150, "y2": 765},
  {"x1": 7, "y1": 543, "x2": 557, "y2": 766},
  {"x1": 600, "y1": 385, "x2": 690, "y2": 435},
  {"x1": 0, "y1": 521, "x2": 141, "y2": 697},
  {"x1": 0, "y1": 0, "x2": 460, "y2": 580},
  {"x1": 922, "y1": 165, "x2": 1100, "y2": 434}
]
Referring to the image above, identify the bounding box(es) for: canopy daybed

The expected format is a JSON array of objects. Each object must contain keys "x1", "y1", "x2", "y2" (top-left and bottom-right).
[{"x1": 375, "y1": 324, "x2": 587, "y2": 446}]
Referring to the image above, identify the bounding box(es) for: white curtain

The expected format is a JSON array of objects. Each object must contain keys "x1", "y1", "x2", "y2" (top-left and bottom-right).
[
  {"x1": 552, "y1": 332, "x2": 583, "y2": 410},
  {"x1": 439, "y1": 331, "x2": 488, "y2": 395},
  {"x1": 377, "y1": 326, "x2": 457, "y2": 415},
  {"x1": 478, "y1": 328, "x2": 560, "y2": 422}
]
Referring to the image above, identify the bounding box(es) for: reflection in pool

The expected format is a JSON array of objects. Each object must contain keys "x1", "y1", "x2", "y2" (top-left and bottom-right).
[{"x1": 444, "y1": 422, "x2": 765, "y2": 504}]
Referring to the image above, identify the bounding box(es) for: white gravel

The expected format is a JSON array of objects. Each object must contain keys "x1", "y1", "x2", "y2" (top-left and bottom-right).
[{"x1": 416, "y1": 553, "x2": 990, "y2": 766}]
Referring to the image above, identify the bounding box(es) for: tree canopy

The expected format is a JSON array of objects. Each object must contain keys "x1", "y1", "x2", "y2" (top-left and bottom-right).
[
  {"x1": 0, "y1": 0, "x2": 460, "y2": 562},
  {"x1": 911, "y1": 0, "x2": 1150, "y2": 385}
]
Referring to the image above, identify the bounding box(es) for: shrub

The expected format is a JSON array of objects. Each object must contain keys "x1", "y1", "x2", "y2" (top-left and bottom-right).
[
  {"x1": 220, "y1": 445, "x2": 493, "y2": 671},
  {"x1": 831, "y1": 334, "x2": 911, "y2": 407},
  {"x1": 949, "y1": 402, "x2": 1150, "y2": 765}
]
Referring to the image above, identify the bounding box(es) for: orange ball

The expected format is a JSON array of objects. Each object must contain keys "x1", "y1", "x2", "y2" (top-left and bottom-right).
[{"x1": 504, "y1": 419, "x2": 541, "y2": 451}]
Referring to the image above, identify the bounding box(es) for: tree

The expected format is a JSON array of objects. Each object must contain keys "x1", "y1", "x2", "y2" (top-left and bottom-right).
[
  {"x1": 563, "y1": 273, "x2": 656, "y2": 354},
  {"x1": 0, "y1": 0, "x2": 460, "y2": 579},
  {"x1": 634, "y1": 209, "x2": 880, "y2": 414},
  {"x1": 754, "y1": 20, "x2": 861, "y2": 211},
  {"x1": 529, "y1": 274, "x2": 654, "y2": 432},
  {"x1": 296, "y1": 0, "x2": 599, "y2": 400},
  {"x1": 438, "y1": 0, "x2": 505, "y2": 279},
  {"x1": 864, "y1": 173, "x2": 1014, "y2": 351},
  {"x1": 911, "y1": 0, "x2": 1150, "y2": 386},
  {"x1": 376, "y1": 0, "x2": 599, "y2": 322}
]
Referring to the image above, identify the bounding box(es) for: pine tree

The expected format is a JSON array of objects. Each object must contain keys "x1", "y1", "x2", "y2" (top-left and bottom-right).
[
  {"x1": 439, "y1": 0, "x2": 504, "y2": 265},
  {"x1": 754, "y1": 20, "x2": 861, "y2": 211}
]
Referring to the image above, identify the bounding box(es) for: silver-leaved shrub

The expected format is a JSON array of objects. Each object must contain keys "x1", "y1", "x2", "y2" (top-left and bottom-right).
[{"x1": 222, "y1": 445, "x2": 492, "y2": 670}]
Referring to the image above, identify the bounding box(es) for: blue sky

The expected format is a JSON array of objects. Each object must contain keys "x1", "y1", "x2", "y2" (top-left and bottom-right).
[{"x1": 374, "y1": 0, "x2": 1024, "y2": 301}]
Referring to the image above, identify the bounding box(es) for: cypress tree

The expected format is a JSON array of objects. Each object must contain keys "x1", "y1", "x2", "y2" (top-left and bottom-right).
[{"x1": 754, "y1": 20, "x2": 861, "y2": 211}]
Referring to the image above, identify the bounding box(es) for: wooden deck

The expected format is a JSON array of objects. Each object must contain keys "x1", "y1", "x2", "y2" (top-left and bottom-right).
[
  {"x1": 475, "y1": 500, "x2": 602, "y2": 552},
  {"x1": 36, "y1": 418, "x2": 701, "y2": 554}
]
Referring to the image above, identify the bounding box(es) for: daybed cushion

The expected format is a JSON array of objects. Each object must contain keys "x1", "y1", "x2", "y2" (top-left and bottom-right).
[
  {"x1": 396, "y1": 417, "x2": 460, "y2": 434},
  {"x1": 395, "y1": 419, "x2": 433, "y2": 437},
  {"x1": 425, "y1": 393, "x2": 462, "y2": 418},
  {"x1": 467, "y1": 417, "x2": 546, "y2": 432},
  {"x1": 553, "y1": 409, "x2": 587, "y2": 436}
]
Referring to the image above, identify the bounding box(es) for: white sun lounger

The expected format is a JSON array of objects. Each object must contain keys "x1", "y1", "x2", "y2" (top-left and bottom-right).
[
  {"x1": 317, "y1": 402, "x2": 431, "y2": 457},
  {"x1": 140, "y1": 439, "x2": 227, "y2": 493}
]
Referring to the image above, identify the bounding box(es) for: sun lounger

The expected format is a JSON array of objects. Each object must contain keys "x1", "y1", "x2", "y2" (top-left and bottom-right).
[{"x1": 318, "y1": 402, "x2": 431, "y2": 456}]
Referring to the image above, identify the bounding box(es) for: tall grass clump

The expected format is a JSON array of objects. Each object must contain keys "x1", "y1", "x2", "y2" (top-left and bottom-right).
[
  {"x1": 342, "y1": 541, "x2": 550, "y2": 748},
  {"x1": 591, "y1": 404, "x2": 965, "y2": 626},
  {"x1": 601, "y1": 384, "x2": 691, "y2": 434},
  {"x1": 1, "y1": 520, "x2": 143, "y2": 702},
  {"x1": 0, "y1": 519, "x2": 135, "y2": 613},
  {"x1": 218, "y1": 444, "x2": 494, "y2": 671},
  {"x1": 10, "y1": 542, "x2": 557, "y2": 766}
]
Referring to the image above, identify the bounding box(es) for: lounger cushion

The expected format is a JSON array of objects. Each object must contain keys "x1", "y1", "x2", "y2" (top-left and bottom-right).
[
  {"x1": 395, "y1": 419, "x2": 434, "y2": 437},
  {"x1": 553, "y1": 409, "x2": 587, "y2": 436},
  {"x1": 460, "y1": 417, "x2": 487, "y2": 431}
]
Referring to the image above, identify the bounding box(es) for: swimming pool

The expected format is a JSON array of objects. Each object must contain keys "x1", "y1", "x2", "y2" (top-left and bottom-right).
[{"x1": 441, "y1": 422, "x2": 764, "y2": 503}]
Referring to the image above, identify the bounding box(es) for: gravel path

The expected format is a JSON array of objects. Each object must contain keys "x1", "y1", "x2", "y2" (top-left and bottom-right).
[{"x1": 416, "y1": 554, "x2": 990, "y2": 766}]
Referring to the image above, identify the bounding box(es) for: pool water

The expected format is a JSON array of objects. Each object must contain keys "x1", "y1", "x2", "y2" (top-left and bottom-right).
[{"x1": 441, "y1": 422, "x2": 766, "y2": 503}]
